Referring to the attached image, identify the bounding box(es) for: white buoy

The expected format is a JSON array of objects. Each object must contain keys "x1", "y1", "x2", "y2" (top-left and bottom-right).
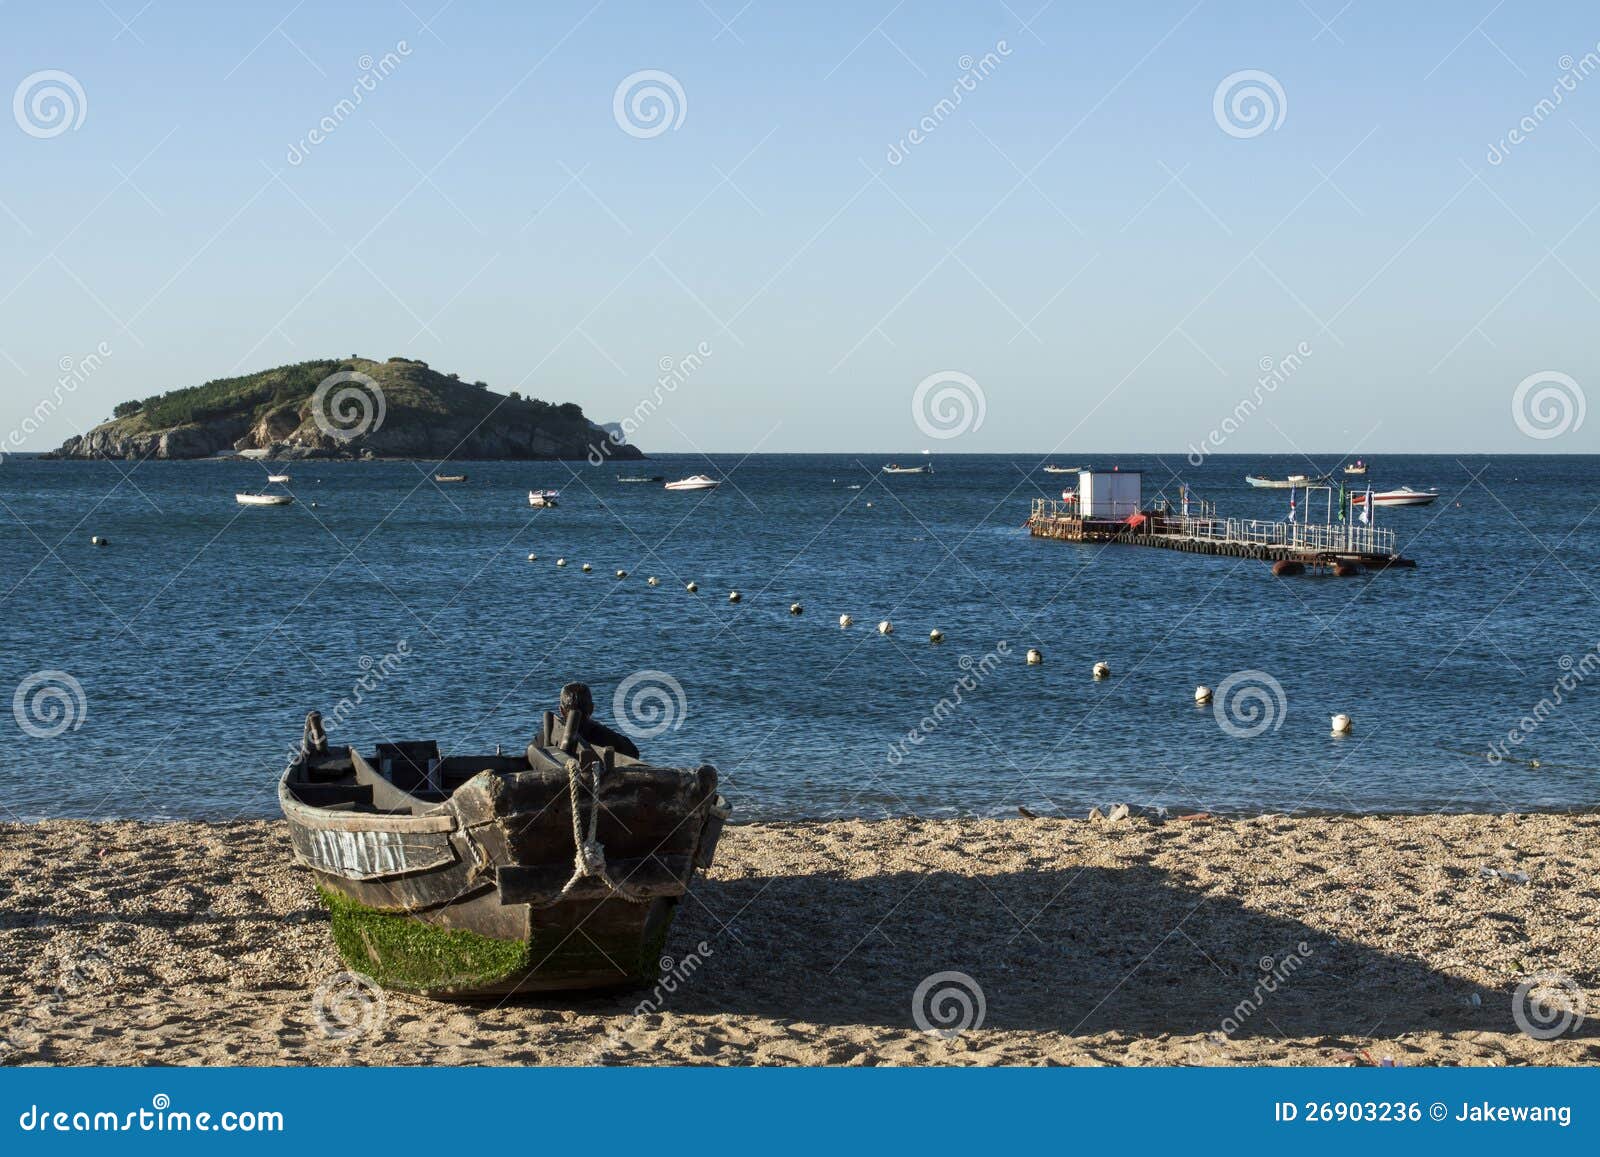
[
  {"x1": 790, "y1": 602, "x2": 803, "y2": 615},
  {"x1": 686, "y1": 581, "x2": 698, "y2": 592},
  {"x1": 1194, "y1": 685, "x2": 1212, "y2": 704},
  {"x1": 1026, "y1": 648, "x2": 1043, "y2": 665},
  {"x1": 729, "y1": 590, "x2": 741, "y2": 603},
  {"x1": 91, "y1": 536, "x2": 107, "y2": 547},
  {"x1": 527, "y1": 553, "x2": 538, "y2": 561},
  {"x1": 929, "y1": 628, "x2": 945, "y2": 643},
  {"x1": 581, "y1": 563, "x2": 592, "y2": 572},
  {"x1": 556, "y1": 557, "x2": 567, "y2": 567},
  {"x1": 647, "y1": 576, "x2": 659, "y2": 587},
  {"x1": 839, "y1": 614, "x2": 853, "y2": 628},
  {"x1": 878, "y1": 620, "x2": 893, "y2": 635},
  {"x1": 1331, "y1": 713, "x2": 1353, "y2": 735},
  {"x1": 615, "y1": 569, "x2": 627, "y2": 579},
  {"x1": 1093, "y1": 661, "x2": 1110, "y2": 680}
]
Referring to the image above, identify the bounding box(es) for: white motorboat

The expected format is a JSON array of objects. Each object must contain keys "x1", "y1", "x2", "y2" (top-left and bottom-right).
[
  {"x1": 267, "y1": 473, "x2": 291, "y2": 483},
  {"x1": 1351, "y1": 486, "x2": 1438, "y2": 508},
  {"x1": 1042, "y1": 464, "x2": 1084, "y2": 474},
  {"x1": 1245, "y1": 473, "x2": 1324, "y2": 489},
  {"x1": 881, "y1": 463, "x2": 932, "y2": 474},
  {"x1": 236, "y1": 492, "x2": 294, "y2": 506},
  {"x1": 664, "y1": 475, "x2": 722, "y2": 491},
  {"x1": 527, "y1": 489, "x2": 560, "y2": 508}
]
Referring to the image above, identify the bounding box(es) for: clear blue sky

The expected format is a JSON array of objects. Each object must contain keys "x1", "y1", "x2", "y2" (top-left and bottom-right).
[{"x1": 3, "y1": 1, "x2": 1598, "y2": 453}]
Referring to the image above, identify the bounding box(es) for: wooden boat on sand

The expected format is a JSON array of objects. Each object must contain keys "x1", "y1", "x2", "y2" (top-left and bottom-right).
[{"x1": 280, "y1": 689, "x2": 729, "y2": 999}]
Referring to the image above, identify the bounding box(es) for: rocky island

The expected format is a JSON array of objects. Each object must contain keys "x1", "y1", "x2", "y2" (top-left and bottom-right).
[{"x1": 48, "y1": 356, "x2": 641, "y2": 461}]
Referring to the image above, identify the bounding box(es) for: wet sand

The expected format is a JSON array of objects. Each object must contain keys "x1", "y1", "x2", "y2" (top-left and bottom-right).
[{"x1": 1, "y1": 813, "x2": 1596, "y2": 1066}]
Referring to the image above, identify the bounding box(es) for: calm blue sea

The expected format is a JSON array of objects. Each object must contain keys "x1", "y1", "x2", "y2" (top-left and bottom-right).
[{"x1": 1, "y1": 452, "x2": 1596, "y2": 821}]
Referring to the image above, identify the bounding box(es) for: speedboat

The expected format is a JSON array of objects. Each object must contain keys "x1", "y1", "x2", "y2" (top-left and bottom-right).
[
  {"x1": 882, "y1": 463, "x2": 932, "y2": 474},
  {"x1": 1342, "y1": 460, "x2": 1368, "y2": 476},
  {"x1": 236, "y1": 492, "x2": 294, "y2": 506},
  {"x1": 528, "y1": 489, "x2": 560, "y2": 508},
  {"x1": 664, "y1": 475, "x2": 721, "y2": 491},
  {"x1": 1245, "y1": 473, "x2": 1323, "y2": 489},
  {"x1": 1351, "y1": 486, "x2": 1438, "y2": 508}
]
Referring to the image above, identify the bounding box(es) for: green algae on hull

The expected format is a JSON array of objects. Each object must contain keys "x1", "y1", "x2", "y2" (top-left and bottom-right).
[
  {"x1": 316, "y1": 887, "x2": 673, "y2": 996},
  {"x1": 318, "y1": 886, "x2": 531, "y2": 995}
]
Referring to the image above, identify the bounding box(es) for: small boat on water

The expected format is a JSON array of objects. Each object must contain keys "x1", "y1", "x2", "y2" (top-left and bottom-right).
[
  {"x1": 528, "y1": 489, "x2": 560, "y2": 508},
  {"x1": 617, "y1": 475, "x2": 664, "y2": 483},
  {"x1": 1351, "y1": 486, "x2": 1439, "y2": 508},
  {"x1": 434, "y1": 473, "x2": 467, "y2": 483},
  {"x1": 664, "y1": 475, "x2": 721, "y2": 491},
  {"x1": 1343, "y1": 460, "x2": 1368, "y2": 476},
  {"x1": 267, "y1": 473, "x2": 291, "y2": 483},
  {"x1": 236, "y1": 492, "x2": 294, "y2": 506},
  {"x1": 279, "y1": 687, "x2": 729, "y2": 998},
  {"x1": 1042, "y1": 465, "x2": 1085, "y2": 474},
  {"x1": 882, "y1": 463, "x2": 932, "y2": 474},
  {"x1": 1245, "y1": 473, "x2": 1325, "y2": 489}
]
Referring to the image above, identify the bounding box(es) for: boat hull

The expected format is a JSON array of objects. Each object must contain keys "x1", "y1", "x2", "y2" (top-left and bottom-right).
[
  {"x1": 280, "y1": 745, "x2": 727, "y2": 999},
  {"x1": 236, "y1": 494, "x2": 294, "y2": 506}
]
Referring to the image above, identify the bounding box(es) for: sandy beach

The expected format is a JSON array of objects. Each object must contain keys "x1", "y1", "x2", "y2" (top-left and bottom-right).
[{"x1": 2, "y1": 812, "x2": 1596, "y2": 1066}]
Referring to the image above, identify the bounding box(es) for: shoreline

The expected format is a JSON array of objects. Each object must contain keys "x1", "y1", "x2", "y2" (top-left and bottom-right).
[{"x1": 3, "y1": 813, "x2": 1596, "y2": 1066}]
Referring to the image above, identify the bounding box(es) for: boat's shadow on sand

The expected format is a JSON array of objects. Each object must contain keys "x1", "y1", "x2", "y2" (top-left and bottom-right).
[{"x1": 565, "y1": 866, "x2": 1536, "y2": 1039}]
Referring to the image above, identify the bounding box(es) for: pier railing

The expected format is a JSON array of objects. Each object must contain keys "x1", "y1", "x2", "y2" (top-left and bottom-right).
[{"x1": 1030, "y1": 499, "x2": 1397, "y2": 557}]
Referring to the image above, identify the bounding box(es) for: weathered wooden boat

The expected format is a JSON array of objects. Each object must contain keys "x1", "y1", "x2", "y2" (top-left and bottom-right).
[{"x1": 279, "y1": 695, "x2": 730, "y2": 999}]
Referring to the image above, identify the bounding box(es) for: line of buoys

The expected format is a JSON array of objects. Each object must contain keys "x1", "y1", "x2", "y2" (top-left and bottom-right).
[
  {"x1": 877, "y1": 619, "x2": 893, "y2": 635},
  {"x1": 556, "y1": 557, "x2": 567, "y2": 567}
]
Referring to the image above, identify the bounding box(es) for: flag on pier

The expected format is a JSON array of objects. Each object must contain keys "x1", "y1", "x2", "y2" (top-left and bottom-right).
[
  {"x1": 1288, "y1": 488, "x2": 1296, "y2": 524},
  {"x1": 1359, "y1": 484, "x2": 1372, "y2": 525}
]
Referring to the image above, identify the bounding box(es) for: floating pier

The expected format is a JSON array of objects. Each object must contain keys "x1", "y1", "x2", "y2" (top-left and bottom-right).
[{"x1": 1028, "y1": 471, "x2": 1415, "y2": 573}]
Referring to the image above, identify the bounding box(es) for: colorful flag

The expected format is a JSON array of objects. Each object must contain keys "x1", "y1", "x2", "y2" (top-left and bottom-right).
[{"x1": 1288, "y1": 488, "x2": 1296, "y2": 524}]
